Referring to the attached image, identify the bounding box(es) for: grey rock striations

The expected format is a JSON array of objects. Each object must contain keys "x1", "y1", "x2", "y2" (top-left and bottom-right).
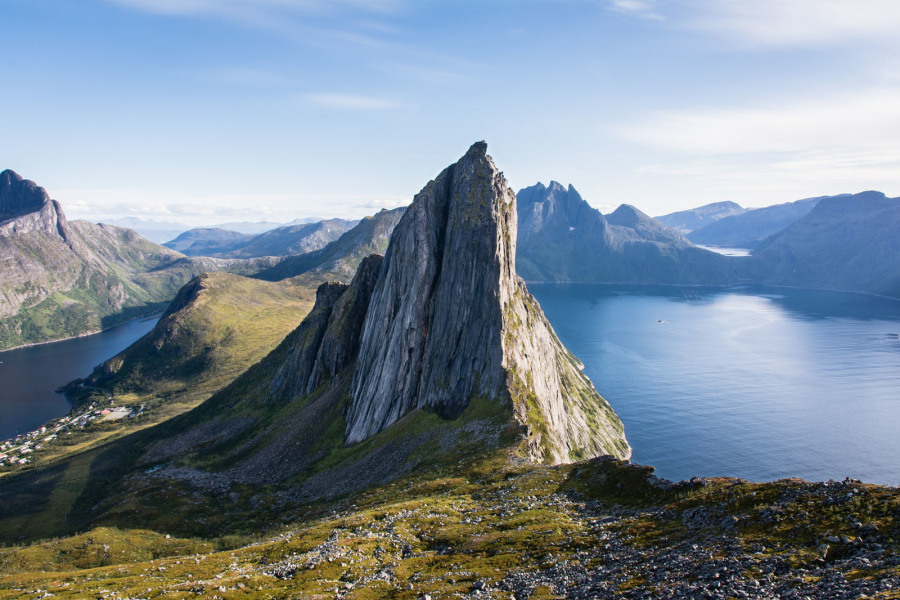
[
  {"x1": 267, "y1": 254, "x2": 384, "y2": 403},
  {"x1": 346, "y1": 141, "x2": 512, "y2": 442},
  {"x1": 306, "y1": 253, "x2": 384, "y2": 394},
  {"x1": 267, "y1": 281, "x2": 349, "y2": 404},
  {"x1": 345, "y1": 142, "x2": 629, "y2": 462}
]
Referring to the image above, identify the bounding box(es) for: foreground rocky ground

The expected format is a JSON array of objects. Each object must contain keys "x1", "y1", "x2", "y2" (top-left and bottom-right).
[{"x1": 1, "y1": 457, "x2": 897, "y2": 599}]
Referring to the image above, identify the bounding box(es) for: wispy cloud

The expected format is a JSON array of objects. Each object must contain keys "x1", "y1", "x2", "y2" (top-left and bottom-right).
[
  {"x1": 302, "y1": 93, "x2": 410, "y2": 111},
  {"x1": 618, "y1": 88, "x2": 900, "y2": 155},
  {"x1": 619, "y1": 89, "x2": 900, "y2": 203},
  {"x1": 607, "y1": 0, "x2": 663, "y2": 20},
  {"x1": 104, "y1": 0, "x2": 404, "y2": 19},
  {"x1": 683, "y1": 0, "x2": 900, "y2": 47},
  {"x1": 103, "y1": 0, "x2": 406, "y2": 46},
  {"x1": 604, "y1": 0, "x2": 900, "y2": 47}
]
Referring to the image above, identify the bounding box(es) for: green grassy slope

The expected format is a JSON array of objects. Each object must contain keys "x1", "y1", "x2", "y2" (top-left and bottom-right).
[
  {"x1": 0, "y1": 273, "x2": 317, "y2": 541},
  {"x1": 0, "y1": 456, "x2": 897, "y2": 599}
]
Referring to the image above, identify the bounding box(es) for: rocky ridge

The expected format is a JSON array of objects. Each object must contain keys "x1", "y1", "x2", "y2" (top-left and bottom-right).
[
  {"x1": 0, "y1": 169, "x2": 280, "y2": 349},
  {"x1": 1, "y1": 457, "x2": 897, "y2": 600}
]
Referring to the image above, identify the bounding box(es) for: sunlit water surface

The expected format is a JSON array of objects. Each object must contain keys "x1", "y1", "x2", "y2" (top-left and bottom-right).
[{"x1": 530, "y1": 284, "x2": 900, "y2": 485}]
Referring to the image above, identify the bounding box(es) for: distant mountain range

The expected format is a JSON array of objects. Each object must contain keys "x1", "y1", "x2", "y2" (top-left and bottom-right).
[
  {"x1": 103, "y1": 217, "x2": 324, "y2": 244},
  {"x1": 6, "y1": 164, "x2": 899, "y2": 355},
  {"x1": 255, "y1": 208, "x2": 405, "y2": 284},
  {"x1": 161, "y1": 227, "x2": 255, "y2": 256},
  {"x1": 516, "y1": 182, "x2": 739, "y2": 285},
  {"x1": 655, "y1": 201, "x2": 747, "y2": 233},
  {"x1": 686, "y1": 196, "x2": 831, "y2": 249},
  {"x1": 751, "y1": 191, "x2": 900, "y2": 298},
  {"x1": 163, "y1": 219, "x2": 357, "y2": 258}
]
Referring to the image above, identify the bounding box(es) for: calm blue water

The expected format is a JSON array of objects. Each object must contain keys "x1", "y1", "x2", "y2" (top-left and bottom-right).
[
  {"x1": 0, "y1": 316, "x2": 159, "y2": 440},
  {"x1": 530, "y1": 284, "x2": 900, "y2": 485}
]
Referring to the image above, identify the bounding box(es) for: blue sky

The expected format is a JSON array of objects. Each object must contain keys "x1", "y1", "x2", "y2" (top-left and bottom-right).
[{"x1": 3, "y1": 0, "x2": 900, "y2": 225}]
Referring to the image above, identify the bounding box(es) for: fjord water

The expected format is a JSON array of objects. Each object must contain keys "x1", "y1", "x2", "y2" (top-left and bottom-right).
[
  {"x1": 0, "y1": 315, "x2": 159, "y2": 440},
  {"x1": 531, "y1": 284, "x2": 900, "y2": 485}
]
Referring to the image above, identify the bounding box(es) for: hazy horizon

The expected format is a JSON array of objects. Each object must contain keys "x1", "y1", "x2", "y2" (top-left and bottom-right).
[{"x1": 4, "y1": 1, "x2": 900, "y2": 225}]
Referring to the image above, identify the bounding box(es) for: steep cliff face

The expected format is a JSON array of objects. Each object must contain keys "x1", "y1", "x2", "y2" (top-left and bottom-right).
[
  {"x1": 265, "y1": 253, "x2": 384, "y2": 404},
  {"x1": 0, "y1": 169, "x2": 69, "y2": 237},
  {"x1": 346, "y1": 143, "x2": 629, "y2": 462}
]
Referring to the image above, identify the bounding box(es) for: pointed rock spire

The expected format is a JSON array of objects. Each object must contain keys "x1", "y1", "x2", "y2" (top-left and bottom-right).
[{"x1": 344, "y1": 142, "x2": 630, "y2": 462}]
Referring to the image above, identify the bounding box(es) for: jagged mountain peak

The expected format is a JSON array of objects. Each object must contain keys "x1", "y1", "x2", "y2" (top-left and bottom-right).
[
  {"x1": 346, "y1": 140, "x2": 517, "y2": 443},
  {"x1": 0, "y1": 169, "x2": 59, "y2": 223},
  {"x1": 516, "y1": 181, "x2": 599, "y2": 239},
  {"x1": 342, "y1": 142, "x2": 629, "y2": 462},
  {"x1": 42, "y1": 145, "x2": 628, "y2": 526},
  {"x1": 0, "y1": 169, "x2": 70, "y2": 244}
]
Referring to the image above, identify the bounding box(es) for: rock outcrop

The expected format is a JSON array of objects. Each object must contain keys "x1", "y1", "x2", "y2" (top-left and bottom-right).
[
  {"x1": 345, "y1": 142, "x2": 629, "y2": 462},
  {"x1": 266, "y1": 254, "x2": 384, "y2": 402},
  {"x1": 0, "y1": 169, "x2": 69, "y2": 237}
]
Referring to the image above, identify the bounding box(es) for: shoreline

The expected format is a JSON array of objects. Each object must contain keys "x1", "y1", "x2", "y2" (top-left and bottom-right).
[{"x1": 0, "y1": 310, "x2": 163, "y2": 355}]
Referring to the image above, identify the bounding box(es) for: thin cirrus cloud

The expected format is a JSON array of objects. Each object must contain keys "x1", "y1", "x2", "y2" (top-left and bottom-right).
[
  {"x1": 103, "y1": 0, "x2": 404, "y2": 18},
  {"x1": 618, "y1": 88, "x2": 900, "y2": 156},
  {"x1": 302, "y1": 93, "x2": 410, "y2": 111},
  {"x1": 684, "y1": 0, "x2": 900, "y2": 47},
  {"x1": 59, "y1": 188, "x2": 410, "y2": 224},
  {"x1": 607, "y1": 0, "x2": 900, "y2": 47},
  {"x1": 101, "y1": 0, "x2": 406, "y2": 41},
  {"x1": 606, "y1": 0, "x2": 663, "y2": 20}
]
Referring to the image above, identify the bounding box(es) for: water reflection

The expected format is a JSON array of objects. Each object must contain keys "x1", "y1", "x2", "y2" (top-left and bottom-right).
[{"x1": 530, "y1": 284, "x2": 900, "y2": 485}]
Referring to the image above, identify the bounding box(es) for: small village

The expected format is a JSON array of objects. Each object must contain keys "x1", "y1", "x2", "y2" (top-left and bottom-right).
[{"x1": 0, "y1": 400, "x2": 143, "y2": 472}]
